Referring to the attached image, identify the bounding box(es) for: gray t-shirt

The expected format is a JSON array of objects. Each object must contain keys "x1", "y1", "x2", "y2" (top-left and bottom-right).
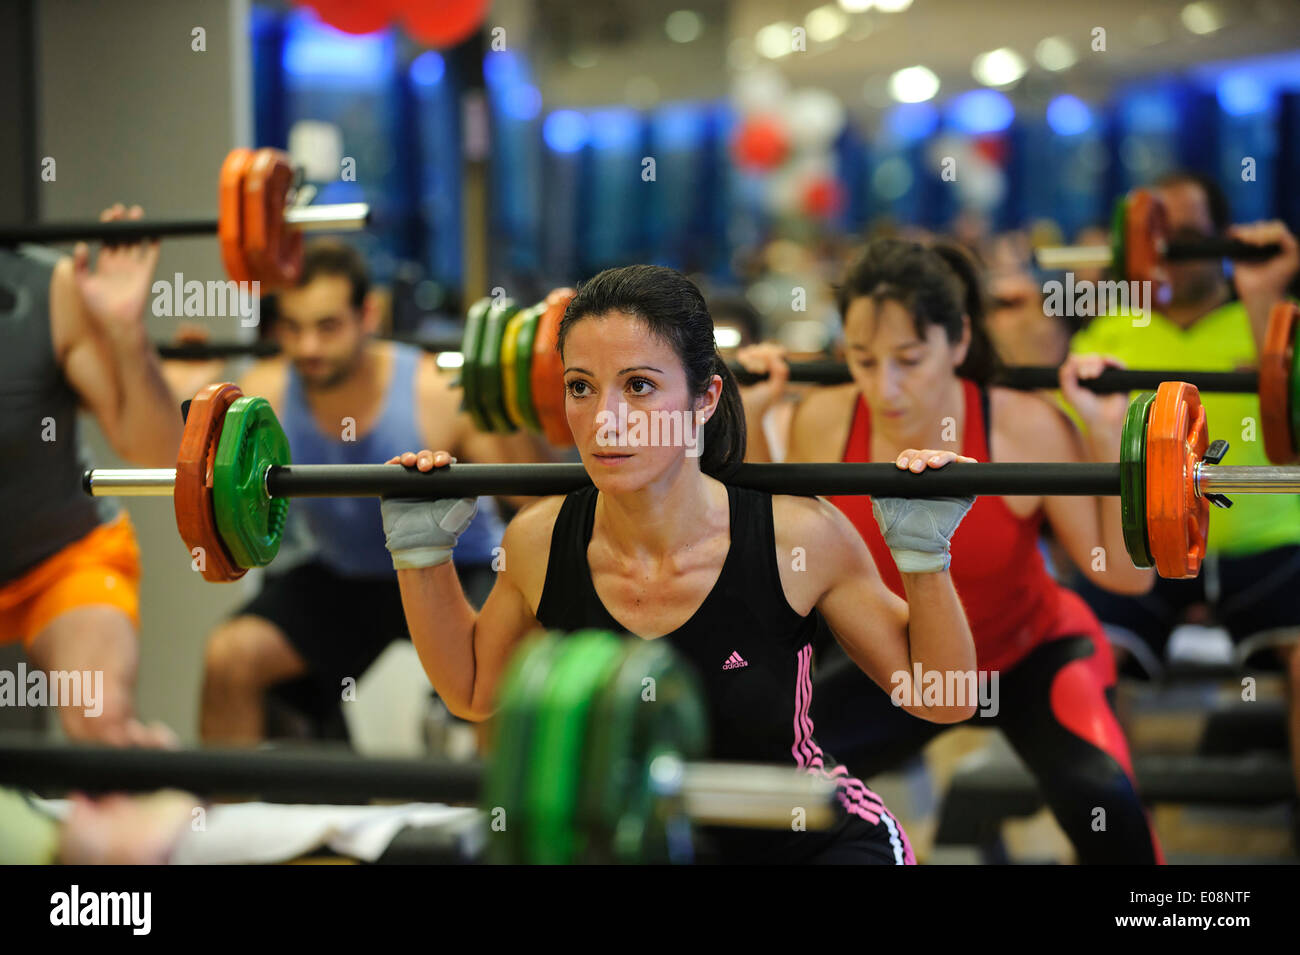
[{"x1": 0, "y1": 246, "x2": 116, "y2": 582}]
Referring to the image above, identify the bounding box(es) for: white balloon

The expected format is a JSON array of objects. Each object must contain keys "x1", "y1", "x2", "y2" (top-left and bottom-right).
[
  {"x1": 763, "y1": 166, "x2": 805, "y2": 215},
  {"x1": 784, "y1": 88, "x2": 847, "y2": 149},
  {"x1": 926, "y1": 134, "x2": 968, "y2": 172},
  {"x1": 732, "y1": 67, "x2": 790, "y2": 115},
  {"x1": 955, "y1": 157, "x2": 1006, "y2": 211},
  {"x1": 786, "y1": 152, "x2": 835, "y2": 182}
]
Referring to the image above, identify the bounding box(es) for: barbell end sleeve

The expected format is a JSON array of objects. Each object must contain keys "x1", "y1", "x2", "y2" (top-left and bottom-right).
[
  {"x1": 677, "y1": 761, "x2": 839, "y2": 830},
  {"x1": 1033, "y1": 244, "x2": 1114, "y2": 271},
  {"x1": 82, "y1": 468, "x2": 178, "y2": 497},
  {"x1": 284, "y1": 203, "x2": 371, "y2": 233},
  {"x1": 1195, "y1": 464, "x2": 1300, "y2": 495}
]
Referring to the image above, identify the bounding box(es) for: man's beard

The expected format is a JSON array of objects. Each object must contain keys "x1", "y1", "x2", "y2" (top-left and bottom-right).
[
  {"x1": 1168, "y1": 268, "x2": 1223, "y2": 307},
  {"x1": 298, "y1": 360, "x2": 352, "y2": 392}
]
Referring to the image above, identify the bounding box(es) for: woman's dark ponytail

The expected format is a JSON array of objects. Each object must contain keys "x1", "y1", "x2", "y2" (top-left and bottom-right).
[
  {"x1": 928, "y1": 241, "x2": 1002, "y2": 385},
  {"x1": 703, "y1": 352, "x2": 747, "y2": 479}
]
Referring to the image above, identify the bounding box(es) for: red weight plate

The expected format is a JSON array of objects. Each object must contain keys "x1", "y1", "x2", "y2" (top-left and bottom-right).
[
  {"x1": 1260, "y1": 301, "x2": 1299, "y2": 465},
  {"x1": 243, "y1": 148, "x2": 302, "y2": 290},
  {"x1": 175, "y1": 383, "x2": 247, "y2": 583},
  {"x1": 531, "y1": 288, "x2": 575, "y2": 448},
  {"x1": 1124, "y1": 189, "x2": 1170, "y2": 309},
  {"x1": 1145, "y1": 380, "x2": 1209, "y2": 580},
  {"x1": 218, "y1": 149, "x2": 255, "y2": 284}
]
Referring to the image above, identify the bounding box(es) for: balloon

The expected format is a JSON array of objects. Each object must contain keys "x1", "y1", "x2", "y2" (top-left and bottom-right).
[
  {"x1": 297, "y1": 0, "x2": 395, "y2": 35},
  {"x1": 402, "y1": 0, "x2": 490, "y2": 48},
  {"x1": 763, "y1": 167, "x2": 804, "y2": 215},
  {"x1": 731, "y1": 67, "x2": 790, "y2": 116},
  {"x1": 784, "y1": 88, "x2": 847, "y2": 150},
  {"x1": 955, "y1": 157, "x2": 1006, "y2": 212},
  {"x1": 732, "y1": 115, "x2": 790, "y2": 172},
  {"x1": 801, "y1": 175, "x2": 846, "y2": 219},
  {"x1": 973, "y1": 135, "x2": 1007, "y2": 165}
]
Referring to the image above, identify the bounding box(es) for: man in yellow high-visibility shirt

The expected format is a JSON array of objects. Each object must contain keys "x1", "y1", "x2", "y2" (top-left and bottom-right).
[{"x1": 1068, "y1": 171, "x2": 1300, "y2": 842}]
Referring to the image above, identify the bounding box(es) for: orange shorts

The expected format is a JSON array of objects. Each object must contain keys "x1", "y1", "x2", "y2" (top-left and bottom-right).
[{"x1": 0, "y1": 513, "x2": 141, "y2": 648}]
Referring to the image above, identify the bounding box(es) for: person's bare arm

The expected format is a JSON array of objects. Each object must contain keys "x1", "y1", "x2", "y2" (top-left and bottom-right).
[
  {"x1": 776, "y1": 486, "x2": 977, "y2": 723},
  {"x1": 393, "y1": 493, "x2": 560, "y2": 721},
  {"x1": 159, "y1": 324, "x2": 230, "y2": 404},
  {"x1": 1230, "y1": 221, "x2": 1299, "y2": 355},
  {"x1": 52, "y1": 205, "x2": 181, "y2": 466},
  {"x1": 735, "y1": 343, "x2": 791, "y2": 462},
  {"x1": 1044, "y1": 359, "x2": 1155, "y2": 594},
  {"x1": 384, "y1": 442, "x2": 562, "y2": 719},
  {"x1": 784, "y1": 384, "x2": 856, "y2": 464},
  {"x1": 236, "y1": 358, "x2": 288, "y2": 417}
]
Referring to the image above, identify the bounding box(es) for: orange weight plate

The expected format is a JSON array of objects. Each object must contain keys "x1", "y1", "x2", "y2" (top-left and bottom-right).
[
  {"x1": 1260, "y1": 301, "x2": 1299, "y2": 465},
  {"x1": 1124, "y1": 189, "x2": 1170, "y2": 310},
  {"x1": 218, "y1": 149, "x2": 255, "y2": 284},
  {"x1": 243, "y1": 148, "x2": 302, "y2": 290},
  {"x1": 175, "y1": 382, "x2": 247, "y2": 583},
  {"x1": 531, "y1": 288, "x2": 575, "y2": 447},
  {"x1": 1145, "y1": 380, "x2": 1209, "y2": 580}
]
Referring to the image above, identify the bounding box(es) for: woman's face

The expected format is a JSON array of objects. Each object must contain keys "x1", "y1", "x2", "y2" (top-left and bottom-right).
[
  {"x1": 843, "y1": 296, "x2": 968, "y2": 434},
  {"x1": 562, "y1": 311, "x2": 720, "y2": 494}
]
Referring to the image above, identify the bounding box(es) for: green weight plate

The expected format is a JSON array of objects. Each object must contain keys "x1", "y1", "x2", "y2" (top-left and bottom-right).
[
  {"x1": 480, "y1": 301, "x2": 519, "y2": 433},
  {"x1": 482, "y1": 632, "x2": 562, "y2": 864},
  {"x1": 523, "y1": 630, "x2": 626, "y2": 864},
  {"x1": 211, "y1": 395, "x2": 291, "y2": 569},
  {"x1": 513, "y1": 304, "x2": 542, "y2": 432},
  {"x1": 1120, "y1": 391, "x2": 1156, "y2": 569},
  {"x1": 577, "y1": 639, "x2": 708, "y2": 864},
  {"x1": 460, "y1": 298, "x2": 493, "y2": 432},
  {"x1": 1290, "y1": 319, "x2": 1300, "y2": 458},
  {"x1": 1110, "y1": 195, "x2": 1129, "y2": 282}
]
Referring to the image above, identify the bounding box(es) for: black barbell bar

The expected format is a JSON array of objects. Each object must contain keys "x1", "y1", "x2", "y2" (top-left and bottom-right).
[{"x1": 0, "y1": 203, "x2": 370, "y2": 247}]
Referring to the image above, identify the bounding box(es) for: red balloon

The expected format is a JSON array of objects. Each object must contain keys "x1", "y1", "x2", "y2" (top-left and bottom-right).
[
  {"x1": 800, "y1": 176, "x2": 846, "y2": 219},
  {"x1": 732, "y1": 116, "x2": 789, "y2": 172},
  {"x1": 973, "y1": 135, "x2": 1007, "y2": 165},
  {"x1": 297, "y1": 0, "x2": 396, "y2": 35},
  {"x1": 403, "y1": 0, "x2": 491, "y2": 48}
]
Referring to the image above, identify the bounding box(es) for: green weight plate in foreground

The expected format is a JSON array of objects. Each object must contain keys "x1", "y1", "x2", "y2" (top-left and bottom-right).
[
  {"x1": 1120, "y1": 390, "x2": 1156, "y2": 569},
  {"x1": 482, "y1": 632, "x2": 563, "y2": 864},
  {"x1": 523, "y1": 631, "x2": 626, "y2": 864},
  {"x1": 577, "y1": 638, "x2": 708, "y2": 864},
  {"x1": 212, "y1": 395, "x2": 291, "y2": 569}
]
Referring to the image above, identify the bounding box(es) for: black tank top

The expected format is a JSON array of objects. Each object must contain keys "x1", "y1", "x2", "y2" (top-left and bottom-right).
[{"x1": 536, "y1": 483, "x2": 898, "y2": 862}]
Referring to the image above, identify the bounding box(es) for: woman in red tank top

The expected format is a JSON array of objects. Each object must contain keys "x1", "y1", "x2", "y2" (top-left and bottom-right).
[{"x1": 739, "y1": 239, "x2": 1164, "y2": 864}]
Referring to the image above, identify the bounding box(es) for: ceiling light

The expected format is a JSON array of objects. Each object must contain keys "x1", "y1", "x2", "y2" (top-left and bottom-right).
[
  {"x1": 665, "y1": 10, "x2": 703, "y2": 43},
  {"x1": 1181, "y1": 2, "x2": 1223, "y2": 34},
  {"x1": 756, "y1": 21, "x2": 796, "y2": 59},
  {"x1": 888, "y1": 65, "x2": 939, "y2": 103},
  {"x1": 806, "y1": 4, "x2": 849, "y2": 42},
  {"x1": 972, "y1": 47, "x2": 1027, "y2": 87},
  {"x1": 1034, "y1": 36, "x2": 1076, "y2": 72}
]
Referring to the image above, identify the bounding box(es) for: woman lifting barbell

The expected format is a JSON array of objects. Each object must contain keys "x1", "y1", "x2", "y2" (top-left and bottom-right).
[
  {"x1": 379, "y1": 263, "x2": 983, "y2": 865},
  {"x1": 737, "y1": 238, "x2": 1164, "y2": 864}
]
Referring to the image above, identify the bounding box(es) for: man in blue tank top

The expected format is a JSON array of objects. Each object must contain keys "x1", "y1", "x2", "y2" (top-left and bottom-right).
[{"x1": 199, "y1": 242, "x2": 547, "y2": 744}]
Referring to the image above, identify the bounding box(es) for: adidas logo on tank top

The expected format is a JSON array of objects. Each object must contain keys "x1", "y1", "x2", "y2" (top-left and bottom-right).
[{"x1": 722, "y1": 651, "x2": 749, "y2": 670}]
